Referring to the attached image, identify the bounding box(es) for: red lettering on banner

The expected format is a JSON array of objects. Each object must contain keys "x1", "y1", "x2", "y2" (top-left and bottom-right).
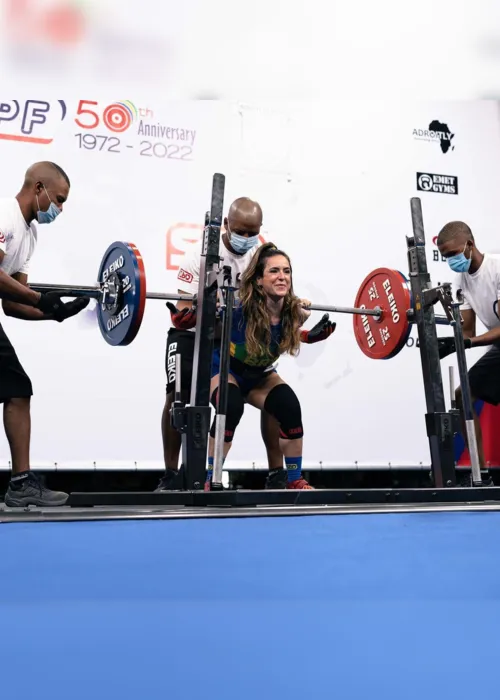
[
  {"x1": 178, "y1": 268, "x2": 193, "y2": 284},
  {"x1": 166, "y1": 223, "x2": 202, "y2": 271},
  {"x1": 0, "y1": 231, "x2": 5, "y2": 244},
  {"x1": 166, "y1": 223, "x2": 269, "y2": 271},
  {"x1": 6, "y1": 0, "x2": 87, "y2": 45}
]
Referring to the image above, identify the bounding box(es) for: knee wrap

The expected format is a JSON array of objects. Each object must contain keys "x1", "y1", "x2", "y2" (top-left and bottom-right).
[
  {"x1": 210, "y1": 384, "x2": 245, "y2": 441},
  {"x1": 263, "y1": 384, "x2": 303, "y2": 440}
]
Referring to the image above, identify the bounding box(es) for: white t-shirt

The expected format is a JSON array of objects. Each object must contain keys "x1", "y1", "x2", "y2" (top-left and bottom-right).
[
  {"x1": 177, "y1": 235, "x2": 262, "y2": 331},
  {"x1": 457, "y1": 253, "x2": 500, "y2": 331},
  {"x1": 0, "y1": 198, "x2": 37, "y2": 276}
]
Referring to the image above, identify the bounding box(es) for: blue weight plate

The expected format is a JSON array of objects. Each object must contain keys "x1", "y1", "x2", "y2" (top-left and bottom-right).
[{"x1": 97, "y1": 241, "x2": 146, "y2": 346}]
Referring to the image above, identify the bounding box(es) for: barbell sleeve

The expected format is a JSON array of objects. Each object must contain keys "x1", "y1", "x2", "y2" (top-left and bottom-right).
[
  {"x1": 145, "y1": 292, "x2": 194, "y2": 302},
  {"x1": 30, "y1": 283, "x2": 102, "y2": 299},
  {"x1": 29, "y1": 283, "x2": 194, "y2": 303},
  {"x1": 309, "y1": 303, "x2": 381, "y2": 318}
]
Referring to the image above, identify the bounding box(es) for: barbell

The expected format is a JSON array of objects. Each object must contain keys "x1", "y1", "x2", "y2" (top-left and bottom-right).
[{"x1": 29, "y1": 240, "x2": 450, "y2": 358}]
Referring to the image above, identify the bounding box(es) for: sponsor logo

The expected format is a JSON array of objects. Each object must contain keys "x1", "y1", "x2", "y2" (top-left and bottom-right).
[
  {"x1": 167, "y1": 341, "x2": 177, "y2": 384},
  {"x1": 178, "y1": 268, "x2": 194, "y2": 284},
  {"x1": 0, "y1": 100, "x2": 67, "y2": 145},
  {"x1": 406, "y1": 336, "x2": 419, "y2": 348},
  {"x1": 416, "y1": 172, "x2": 458, "y2": 195},
  {"x1": 413, "y1": 120, "x2": 455, "y2": 153},
  {"x1": 0, "y1": 231, "x2": 5, "y2": 244}
]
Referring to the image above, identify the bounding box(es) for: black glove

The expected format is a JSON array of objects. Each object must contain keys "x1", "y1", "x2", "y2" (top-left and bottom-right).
[
  {"x1": 35, "y1": 291, "x2": 66, "y2": 317},
  {"x1": 167, "y1": 302, "x2": 197, "y2": 330},
  {"x1": 53, "y1": 297, "x2": 91, "y2": 322},
  {"x1": 438, "y1": 336, "x2": 472, "y2": 359},
  {"x1": 300, "y1": 314, "x2": 336, "y2": 344}
]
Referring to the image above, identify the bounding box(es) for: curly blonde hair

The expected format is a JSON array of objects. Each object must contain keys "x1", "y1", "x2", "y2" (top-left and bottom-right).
[{"x1": 239, "y1": 243, "x2": 303, "y2": 361}]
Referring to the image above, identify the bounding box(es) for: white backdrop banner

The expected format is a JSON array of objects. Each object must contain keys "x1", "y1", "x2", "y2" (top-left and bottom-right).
[{"x1": 0, "y1": 98, "x2": 499, "y2": 471}]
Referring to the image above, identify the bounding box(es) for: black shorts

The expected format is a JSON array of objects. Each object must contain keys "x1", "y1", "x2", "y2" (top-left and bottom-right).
[
  {"x1": 468, "y1": 345, "x2": 500, "y2": 405},
  {"x1": 0, "y1": 322, "x2": 33, "y2": 402}
]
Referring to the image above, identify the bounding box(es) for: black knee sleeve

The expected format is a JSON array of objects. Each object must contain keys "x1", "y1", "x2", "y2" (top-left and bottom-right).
[
  {"x1": 263, "y1": 384, "x2": 303, "y2": 440},
  {"x1": 210, "y1": 384, "x2": 245, "y2": 441}
]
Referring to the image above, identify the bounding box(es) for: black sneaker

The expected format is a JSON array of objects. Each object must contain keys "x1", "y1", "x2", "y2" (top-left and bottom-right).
[
  {"x1": 265, "y1": 468, "x2": 287, "y2": 489},
  {"x1": 154, "y1": 466, "x2": 184, "y2": 492},
  {"x1": 4, "y1": 472, "x2": 68, "y2": 508}
]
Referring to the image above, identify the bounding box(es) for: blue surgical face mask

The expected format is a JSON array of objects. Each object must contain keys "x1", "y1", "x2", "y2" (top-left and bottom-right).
[
  {"x1": 228, "y1": 225, "x2": 259, "y2": 255},
  {"x1": 447, "y1": 242, "x2": 472, "y2": 273},
  {"x1": 36, "y1": 187, "x2": 61, "y2": 224}
]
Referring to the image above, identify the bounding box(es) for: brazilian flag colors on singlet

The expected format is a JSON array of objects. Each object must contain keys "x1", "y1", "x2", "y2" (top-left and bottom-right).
[{"x1": 229, "y1": 304, "x2": 282, "y2": 370}]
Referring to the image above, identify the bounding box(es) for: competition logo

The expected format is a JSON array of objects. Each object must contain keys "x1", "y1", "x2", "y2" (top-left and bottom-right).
[
  {"x1": 102, "y1": 101, "x2": 138, "y2": 133},
  {"x1": 74, "y1": 99, "x2": 196, "y2": 162},
  {"x1": 413, "y1": 120, "x2": 455, "y2": 153},
  {"x1": 2, "y1": 97, "x2": 198, "y2": 162},
  {"x1": 0, "y1": 99, "x2": 67, "y2": 144},
  {"x1": 75, "y1": 100, "x2": 139, "y2": 132},
  {"x1": 416, "y1": 172, "x2": 458, "y2": 195}
]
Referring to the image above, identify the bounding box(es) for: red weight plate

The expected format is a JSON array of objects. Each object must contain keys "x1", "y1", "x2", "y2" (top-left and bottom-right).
[
  {"x1": 353, "y1": 268, "x2": 412, "y2": 360},
  {"x1": 125, "y1": 241, "x2": 147, "y2": 346}
]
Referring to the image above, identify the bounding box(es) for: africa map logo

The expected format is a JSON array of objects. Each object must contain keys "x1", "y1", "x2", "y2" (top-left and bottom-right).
[{"x1": 413, "y1": 120, "x2": 455, "y2": 153}]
